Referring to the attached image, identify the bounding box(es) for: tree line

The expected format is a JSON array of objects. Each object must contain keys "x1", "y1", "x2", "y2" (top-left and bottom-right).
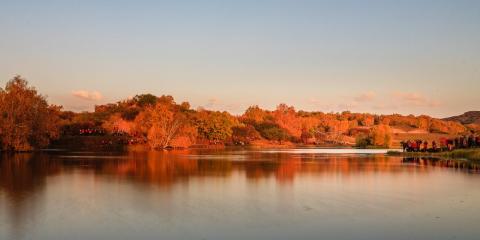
[{"x1": 0, "y1": 76, "x2": 474, "y2": 151}]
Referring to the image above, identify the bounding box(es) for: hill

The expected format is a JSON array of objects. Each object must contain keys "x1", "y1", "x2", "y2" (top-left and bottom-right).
[{"x1": 444, "y1": 111, "x2": 480, "y2": 125}]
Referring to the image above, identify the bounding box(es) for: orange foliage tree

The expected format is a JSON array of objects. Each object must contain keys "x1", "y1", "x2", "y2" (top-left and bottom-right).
[
  {"x1": 102, "y1": 114, "x2": 133, "y2": 134},
  {"x1": 369, "y1": 124, "x2": 393, "y2": 148},
  {"x1": 242, "y1": 105, "x2": 268, "y2": 124},
  {"x1": 231, "y1": 125, "x2": 261, "y2": 145},
  {"x1": 272, "y1": 104, "x2": 302, "y2": 139},
  {"x1": 134, "y1": 101, "x2": 197, "y2": 149},
  {"x1": 0, "y1": 76, "x2": 61, "y2": 151}
]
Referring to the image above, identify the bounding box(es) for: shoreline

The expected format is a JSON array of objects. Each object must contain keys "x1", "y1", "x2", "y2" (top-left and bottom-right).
[{"x1": 387, "y1": 149, "x2": 480, "y2": 161}]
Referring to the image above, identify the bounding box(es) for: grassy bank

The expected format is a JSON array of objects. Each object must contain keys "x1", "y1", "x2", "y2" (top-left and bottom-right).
[{"x1": 387, "y1": 149, "x2": 480, "y2": 161}]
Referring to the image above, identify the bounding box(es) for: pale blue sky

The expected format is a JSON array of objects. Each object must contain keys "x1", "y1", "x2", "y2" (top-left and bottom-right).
[{"x1": 0, "y1": 0, "x2": 479, "y2": 117}]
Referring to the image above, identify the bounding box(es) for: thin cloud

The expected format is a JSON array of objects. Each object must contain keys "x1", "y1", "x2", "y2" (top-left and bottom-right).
[
  {"x1": 338, "y1": 101, "x2": 359, "y2": 110},
  {"x1": 225, "y1": 103, "x2": 243, "y2": 114},
  {"x1": 393, "y1": 92, "x2": 441, "y2": 107},
  {"x1": 200, "y1": 98, "x2": 243, "y2": 114},
  {"x1": 354, "y1": 91, "x2": 376, "y2": 102},
  {"x1": 72, "y1": 90, "x2": 103, "y2": 101},
  {"x1": 307, "y1": 98, "x2": 335, "y2": 110},
  {"x1": 69, "y1": 105, "x2": 91, "y2": 111},
  {"x1": 373, "y1": 103, "x2": 399, "y2": 110},
  {"x1": 205, "y1": 97, "x2": 220, "y2": 108}
]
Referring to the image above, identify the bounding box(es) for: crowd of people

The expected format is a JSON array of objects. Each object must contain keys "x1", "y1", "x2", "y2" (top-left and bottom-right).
[
  {"x1": 401, "y1": 135, "x2": 480, "y2": 152},
  {"x1": 78, "y1": 128, "x2": 105, "y2": 136},
  {"x1": 77, "y1": 128, "x2": 147, "y2": 147}
]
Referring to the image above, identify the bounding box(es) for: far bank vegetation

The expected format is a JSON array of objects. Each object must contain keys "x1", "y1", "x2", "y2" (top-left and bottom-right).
[{"x1": 0, "y1": 76, "x2": 476, "y2": 151}]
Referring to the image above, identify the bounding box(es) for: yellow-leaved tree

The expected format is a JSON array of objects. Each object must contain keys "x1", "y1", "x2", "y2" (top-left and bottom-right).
[{"x1": 369, "y1": 124, "x2": 393, "y2": 148}]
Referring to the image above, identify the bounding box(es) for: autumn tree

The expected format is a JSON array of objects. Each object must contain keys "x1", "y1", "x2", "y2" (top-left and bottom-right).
[
  {"x1": 0, "y1": 76, "x2": 61, "y2": 151},
  {"x1": 194, "y1": 110, "x2": 239, "y2": 144},
  {"x1": 102, "y1": 114, "x2": 132, "y2": 134},
  {"x1": 133, "y1": 93, "x2": 158, "y2": 107},
  {"x1": 272, "y1": 104, "x2": 302, "y2": 139},
  {"x1": 368, "y1": 124, "x2": 392, "y2": 148},
  {"x1": 242, "y1": 105, "x2": 268, "y2": 124},
  {"x1": 299, "y1": 117, "x2": 320, "y2": 144},
  {"x1": 169, "y1": 124, "x2": 197, "y2": 147},
  {"x1": 355, "y1": 133, "x2": 372, "y2": 148},
  {"x1": 134, "y1": 101, "x2": 196, "y2": 149},
  {"x1": 358, "y1": 114, "x2": 375, "y2": 127},
  {"x1": 255, "y1": 122, "x2": 290, "y2": 143},
  {"x1": 146, "y1": 104, "x2": 180, "y2": 149},
  {"x1": 231, "y1": 125, "x2": 261, "y2": 145},
  {"x1": 61, "y1": 111, "x2": 102, "y2": 136}
]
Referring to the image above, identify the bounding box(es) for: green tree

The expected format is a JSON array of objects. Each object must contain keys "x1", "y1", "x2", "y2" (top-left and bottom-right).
[
  {"x1": 231, "y1": 125, "x2": 261, "y2": 145},
  {"x1": 133, "y1": 94, "x2": 158, "y2": 107},
  {"x1": 194, "y1": 110, "x2": 238, "y2": 143},
  {"x1": 255, "y1": 122, "x2": 290, "y2": 143}
]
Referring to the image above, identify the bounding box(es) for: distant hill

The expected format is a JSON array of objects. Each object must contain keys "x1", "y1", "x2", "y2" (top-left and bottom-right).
[{"x1": 444, "y1": 111, "x2": 480, "y2": 125}]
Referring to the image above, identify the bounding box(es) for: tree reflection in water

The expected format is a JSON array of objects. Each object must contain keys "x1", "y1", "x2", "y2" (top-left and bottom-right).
[
  {"x1": 2, "y1": 151, "x2": 479, "y2": 198},
  {"x1": 1, "y1": 150, "x2": 479, "y2": 240},
  {"x1": 402, "y1": 156, "x2": 480, "y2": 171}
]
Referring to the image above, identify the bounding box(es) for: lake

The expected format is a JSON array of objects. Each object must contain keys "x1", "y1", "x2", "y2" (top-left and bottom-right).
[{"x1": 1, "y1": 148, "x2": 480, "y2": 240}]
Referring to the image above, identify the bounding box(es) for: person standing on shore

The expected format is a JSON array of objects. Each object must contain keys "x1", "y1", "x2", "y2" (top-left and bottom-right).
[
  {"x1": 410, "y1": 141, "x2": 417, "y2": 152},
  {"x1": 407, "y1": 140, "x2": 413, "y2": 152},
  {"x1": 401, "y1": 141, "x2": 407, "y2": 152},
  {"x1": 416, "y1": 140, "x2": 422, "y2": 152},
  {"x1": 468, "y1": 135, "x2": 474, "y2": 148}
]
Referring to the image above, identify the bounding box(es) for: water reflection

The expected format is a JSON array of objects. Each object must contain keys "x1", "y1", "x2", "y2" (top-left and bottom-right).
[
  {"x1": 1, "y1": 150, "x2": 480, "y2": 240},
  {"x1": 402, "y1": 156, "x2": 480, "y2": 171},
  {"x1": 0, "y1": 154, "x2": 60, "y2": 240},
  {"x1": 2, "y1": 150, "x2": 479, "y2": 203}
]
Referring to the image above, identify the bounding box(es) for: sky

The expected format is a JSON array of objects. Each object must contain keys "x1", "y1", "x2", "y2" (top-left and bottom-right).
[{"x1": 0, "y1": 0, "x2": 479, "y2": 117}]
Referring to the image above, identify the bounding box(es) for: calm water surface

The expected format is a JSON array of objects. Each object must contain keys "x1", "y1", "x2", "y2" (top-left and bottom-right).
[{"x1": 1, "y1": 149, "x2": 480, "y2": 240}]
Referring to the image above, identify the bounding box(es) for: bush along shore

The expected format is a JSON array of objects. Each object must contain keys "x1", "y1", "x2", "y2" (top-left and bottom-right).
[{"x1": 387, "y1": 148, "x2": 480, "y2": 161}]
